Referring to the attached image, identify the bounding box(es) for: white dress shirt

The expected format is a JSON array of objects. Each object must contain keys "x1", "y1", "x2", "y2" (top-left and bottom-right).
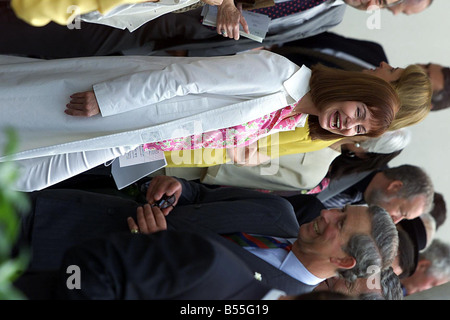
[{"x1": 261, "y1": 288, "x2": 287, "y2": 300}]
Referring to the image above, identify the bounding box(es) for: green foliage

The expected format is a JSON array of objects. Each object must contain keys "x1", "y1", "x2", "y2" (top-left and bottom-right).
[{"x1": 0, "y1": 128, "x2": 30, "y2": 300}]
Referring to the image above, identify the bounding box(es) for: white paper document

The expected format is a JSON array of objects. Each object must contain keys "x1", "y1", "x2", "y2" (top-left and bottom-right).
[
  {"x1": 112, "y1": 146, "x2": 167, "y2": 190},
  {"x1": 201, "y1": 5, "x2": 271, "y2": 43},
  {"x1": 118, "y1": 145, "x2": 166, "y2": 167}
]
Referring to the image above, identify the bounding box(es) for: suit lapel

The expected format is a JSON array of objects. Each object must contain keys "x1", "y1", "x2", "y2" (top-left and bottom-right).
[{"x1": 167, "y1": 216, "x2": 316, "y2": 295}]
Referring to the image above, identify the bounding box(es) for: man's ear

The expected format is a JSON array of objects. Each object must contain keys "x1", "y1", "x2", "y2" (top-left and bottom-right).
[
  {"x1": 417, "y1": 259, "x2": 432, "y2": 272},
  {"x1": 330, "y1": 256, "x2": 356, "y2": 270},
  {"x1": 386, "y1": 180, "x2": 403, "y2": 195}
]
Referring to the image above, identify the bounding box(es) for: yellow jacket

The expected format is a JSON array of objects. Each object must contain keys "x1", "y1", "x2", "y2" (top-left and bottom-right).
[
  {"x1": 164, "y1": 124, "x2": 341, "y2": 167},
  {"x1": 11, "y1": 0, "x2": 150, "y2": 26}
]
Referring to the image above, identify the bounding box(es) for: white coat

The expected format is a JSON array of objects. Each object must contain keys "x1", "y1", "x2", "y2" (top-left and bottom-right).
[{"x1": 0, "y1": 50, "x2": 311, "y2": 191}]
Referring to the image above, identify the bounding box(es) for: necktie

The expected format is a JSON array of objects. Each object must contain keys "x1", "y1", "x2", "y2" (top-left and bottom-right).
[
  {"x1": 250, "y1": 0, "x2": 328, "y2": 20},
  {"x1": 223, "y1": 232, "x2": 292, "y2": 252},
  {"x1": 322, "y1": 191, "x2": 364, "y2": 209}
]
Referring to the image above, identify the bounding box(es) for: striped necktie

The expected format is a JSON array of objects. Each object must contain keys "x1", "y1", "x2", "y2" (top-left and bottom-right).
[
  {"x1": 223, "y1": 232, "x2": 292, "y2": 252},
  {"x1": 322, "y1": 191, "x2": 364, "y2": 209},
  {"x1": 250, "y1": 0, "x2": 328, "y2": 19}
]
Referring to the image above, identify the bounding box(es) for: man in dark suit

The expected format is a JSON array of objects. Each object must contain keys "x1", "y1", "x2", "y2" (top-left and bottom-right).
[
  {"x1": 0, "y1": 0, "x2": 345, "y2": 58},
  {"x1": 317, "y1": 165, "x2": 435, "y2": 225},
  {"x1": 272, "y1": 31, "x2": 388, "y2": 72},
  {"x1": 0, "y1": 0, "x2": 431, "y2": 58},
  {"x1": 15, "y1": 175, "x2": 398, "y2": 297},
  {"x1": 14, "y1": 230, "x2": 279, "y2": 300}
]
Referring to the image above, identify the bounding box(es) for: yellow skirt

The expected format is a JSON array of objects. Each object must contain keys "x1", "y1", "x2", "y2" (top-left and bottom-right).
[{"x1": 164, "y1": 125, "x2": 340, "y2": 168}]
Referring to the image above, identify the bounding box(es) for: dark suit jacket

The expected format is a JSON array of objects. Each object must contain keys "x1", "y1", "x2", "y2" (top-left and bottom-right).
[
  {"x1": 17, "y1": 179, "x2": 325, "y2": 295},
  {"x1": 277, "y1": 31, "x2": 389, "y2": 68},
  {"x1": 151, "y1": 4, "x2": 347, "y2": 57},
  {"x1": 0, "y1": 2, "x2": 346, "y2": 58},
  {"x1": 15, "y1": 231, "x2": 273, "y2": 300}
]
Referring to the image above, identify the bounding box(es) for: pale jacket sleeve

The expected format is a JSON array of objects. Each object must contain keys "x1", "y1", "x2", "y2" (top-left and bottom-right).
[
  {"x1": 93, "y1": 51, "x2": 300, "y2": 117},
  {"x1": 199, "y1": 147, "x2": 341, "y2": 191},
  {"x1": 13, "y1": 146, "x2": 137, "y2": 192},
  {"x1": 11, "y1": 0, "x2": 150, "y2": 26}
]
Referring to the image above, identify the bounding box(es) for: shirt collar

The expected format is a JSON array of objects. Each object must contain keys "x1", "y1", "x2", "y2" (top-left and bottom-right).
[
  {"x1": 280, "y1": 249, "x2": 325, "y2": 286},
  {"x1": 283, "y1": 65, "x2": 311, "y2": 104}
]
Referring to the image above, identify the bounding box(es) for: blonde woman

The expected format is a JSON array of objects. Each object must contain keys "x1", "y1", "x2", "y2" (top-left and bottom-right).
[{"x1": 364, "y1": 62, "x2": 432, "y2": 131}]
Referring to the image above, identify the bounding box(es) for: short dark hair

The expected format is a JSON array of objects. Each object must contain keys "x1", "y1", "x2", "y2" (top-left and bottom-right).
[
  {"x1": 430, "y1": 192, "x2": 447, "y2": 230},
  {"x1": 431, "y1": 67, "x2": 450, "y2": 111},
  {"x1": 396, "y1": 228, "x2": 416, "y2": 279}
]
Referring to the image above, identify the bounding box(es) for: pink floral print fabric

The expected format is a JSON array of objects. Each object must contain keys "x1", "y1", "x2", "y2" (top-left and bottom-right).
[{"x1": 143, "y1": 105, "x2": 303, "y2": 151}]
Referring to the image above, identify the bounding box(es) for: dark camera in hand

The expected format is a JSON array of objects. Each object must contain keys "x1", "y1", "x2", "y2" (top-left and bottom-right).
[{"x1": 151, "y1": 194, "x2": 176, "y2": 209}]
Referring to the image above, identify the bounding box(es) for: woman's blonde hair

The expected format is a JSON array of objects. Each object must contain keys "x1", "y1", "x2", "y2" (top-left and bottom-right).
[
  {"x1": 389, "y1": 64, "x2": 432, "y2": 130},
  {"x1": 307, "y1": 64, "x2": 400, "y2": 141}
]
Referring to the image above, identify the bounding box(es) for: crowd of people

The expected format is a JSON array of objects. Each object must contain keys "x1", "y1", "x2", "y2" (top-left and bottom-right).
[{"x1": 2, "y1": 0, "x2": 450, "y2": 301}]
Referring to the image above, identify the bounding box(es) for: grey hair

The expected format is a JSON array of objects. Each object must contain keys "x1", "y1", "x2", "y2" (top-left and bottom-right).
[
  {"x1": 357, "y1": 267, "x2": 403, "y2": 300},
  {"x1": 359, "y1": 128, "x2": 411, "y2": 154},
  {"x1": 370, "y1": 205, "x2": 400, "y2": 268},
  {"x1": 380, "y1": 267, "x2": 403, "y2": 300},
  {"x1": 382, "y1": 165, "x2": 435, "y2": 214},
  {"x1": 420, "y1": 239, "x2": 450, "y2": 281},
  {"x1": 337, "y1": 206, "x2": 399, "y2": 283},
  {"x1": 338, "y1": 234, "x2": 382, "y2": 283}
]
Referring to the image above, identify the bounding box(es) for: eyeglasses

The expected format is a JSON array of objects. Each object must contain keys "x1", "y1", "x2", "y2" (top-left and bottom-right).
[
  {"x1": 151, "y1": 194, "x2": 176, "y2": 209},
  {"x1": 380, "y1": 0, "x2": 405, "y2": 8}
]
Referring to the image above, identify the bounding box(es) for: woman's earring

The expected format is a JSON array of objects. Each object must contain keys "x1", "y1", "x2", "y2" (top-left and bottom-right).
[{"x1": 354, "y1": 142, "x2": 361, "y2": 148}]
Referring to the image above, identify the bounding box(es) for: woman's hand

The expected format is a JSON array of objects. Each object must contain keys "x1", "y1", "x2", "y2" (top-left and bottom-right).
[
  {"x1": 127, "y1": 204, "x2": 167, "y2": 235},
  {"x1": 65, "y1": 91, "x2": 100, "y2": 117},
  {"x1": 227, "y1": 142, "x2": 271, "y2": 166},
  {"x1": 216, "y1": 0, "x2": 249, "y2": 40}
]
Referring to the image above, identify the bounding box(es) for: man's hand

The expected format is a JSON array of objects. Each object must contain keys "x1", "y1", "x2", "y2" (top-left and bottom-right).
[
  {"x1": 145, "y1": 176, "x2": 182, "y2": 216},
  {"x1": 203, "y1": 0, "x2": 223, "y2": 5},
  {"x1": 127, "y1": 204, "x2": 167, "y2": 234},
  {"x1": 216, "y1": 0, "x2": 249, "y2": 40},
  {"x1": 65, "y1": 91, "x2": 100, "y2": 117}
]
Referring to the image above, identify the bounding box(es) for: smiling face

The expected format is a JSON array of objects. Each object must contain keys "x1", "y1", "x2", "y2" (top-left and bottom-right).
[
  {"x1": 308, "y1": 64, "x2": 400, "y2": 140},
  {"x1": 298, "y1": 205, "x2": 372, "y2": 259},
  {"x1": 318, "y1": 101, "x2": 373, "y2": 136},
  {"x1": 363, "y1": 62, "x2": 404, "y2": 82}
]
